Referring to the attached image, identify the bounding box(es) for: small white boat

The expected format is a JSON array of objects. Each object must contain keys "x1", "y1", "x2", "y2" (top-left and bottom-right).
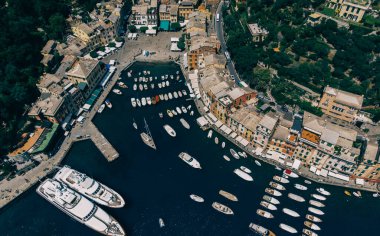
[
  {"x1": 260, "y1": 201, "x2": 277, "y2": 211},
  {"x1": 134, "y1": 78, "x2": 137, "y2": 82},
  {"x1": 162, "y1": 82, "x2": 166, "y2": 88},
  {"x1": 233, "y1": 169, "x2": 253, "y2": 181},
  {"x1": 164, "y1": 94, "x2": 168, "y2": 101},
  {"x1": 150, "y1": 83, "x2": 154, "y2": 89},
  {"x1": 97, "y1": 104, "x2": 105, "y2": 113},
  {"x1": 141, "y1": 97, "x2": 147, "y2": 106},
  {"x1": 132, "y1": 120, "x2": 138, "y2": 130},
  {"x1": 241, "y1": 152, "x2": 247, "y2": 158},
  {"x1": 105, "y1": 99, "x2": 112, "y2": 109},
  {"x1": 167, "y1": 110, "x2": 173, "y2": 118},
  {"x1": 303, "y1": 228, "x2": 318, "y2": 236},
  {"x1": 306, "y1": 214, "x2": 322, "y2": 223},
  {"x1": 178, "y1": 91, "x2": 183, "y2": 97},
  {"x1": 187, "y1": 105, "x2": 192, "y2": 110},
  {"x1": 230, "y1": 149, "x2": 239, "y2": 159},
  {"x1": 282, "y1": 208, "x2": 300, "y2": 217},
  {"x1": 223, "y1": 155, "x2": 230, "y2": 161},
  {"x1": 275, "y1": 166, "x2": 282, "y2": 171},
  {"x1": 183, "y1": 90, "x2": 187, "y2": 96},
  {"x1": 173, "y1": 92, "x2": 178, "y2": 98},
  {"x1": 255, "y1": 160, "x2": 261, "y2": 166},
  {"x1": 139, "y1": 84, "x2": 143, "y2": 91},
  {"x1": 190, "y1": 111, "x2": 194, "y2": 116},
  {"x1": 180, "y1": 118, "x2": 190, "y2": 129},
  {"x1": 238, "y1": 152, "x2": 244, "y2": 158},
  {"x1": 283, "y1": 169, "x2": 299, "y2": 178},
  {"x1": 214, "y1": 137, "x2": 219, "y2": 144},
  {"x1": 178, "y1": 152, "x2": 201, "y2": 169},
  {"x1": 269, "y1": 181, "x2": 286, "y2": 191},
  {"x1": 353, "y1": 191, "x2": 362, "y2": 198},
  {"x1": 263, "y1": 195, "x2": 280, "y2": 205},
  {"x1": 147, "y1": 97, "x2": 152, "y2": 105},
  {"x1": 288, "y1": 193, "x2": 305, "y2": 202},
  {"x1": 219, "y1": 190, "x2": 238, "y2": 202},
  {"x1": 172, "y1": 110, "x2": 177, "y2": 116},
  {"x1": 221, "y1": 142, "x2": 225, "y2": 148},
  {"x1": 249, "y1": 223, "x2": 275, "y2": 236},
  {"x1": 316, "y1": 188, "x2": 331, "y2": 196},
  {"x1": 159, "y1": 218, "x2": 165, "y2": 228},
  {"x1": 159, "y1": 113, "x2": 163, "y2": 118},
  {"x1": 149, "y1": 77, "x2": 153, "y2": 82},
  {"x1": 207, "y1": 130, "x2": 213, "y2": 138},
  {"x1": 309, "y1": 200, "x2": 325, "y2": 208},
  {"x1": 166, "y1": 81, "x2": 169, "y2": 86},
  {"x1": 112, "y1": 89, "x2": 122, "y2": 95},
  {"x1": 158, "y1": 83, "x2": 162, "y2": 88},
  {"x1": 190, "y1": 194, "x2": 204, "y2": 202},
  {"x1": 308, "y1": 207, "x2": 324, "y2": 215},
  {"x1": 131, "y1": 98, "x2": 136, "y2": 107},
  {"x1": 136, "y1": 99, "x2": 141, "y2": 107},
  {"x1": 304, "y1": 221, "x2": 321, "y2": 231},
  {"x1": 159, "y1": 94, "x2": 164, "y2": 100},
  {"x1": 373, "y1": 193, "x2": 380, "y2": 198},
  {"x1": 212, "y1": 202, "x2": 233, "y2": 215},
  {"x1": 168, "y1": 93, "x2": 173, "y2": 99},
  {"x1": 295, "y1": 184, "x2": 308, "y2": 191},
  {"x1": 305, "y1": 180, "x2": 312, "y2": 184},
  {"x1": 118, "y1": 81, "x2": 127, "y2": 88},
  {"x1": 133, "y1": 84, "x2": 137, "y2": 90},
  {"x1": 170, "y1": 75, "x2": 174, "y2": 79},
  {"x1": 273, "y1": 175, "x2": 289, "y2": 184},
  {"x1": 265, "y1": 188, "x2": 282, "y2": 197},
  {"x1": 256, "y1": 209, "x2": 273, "y2": 219},
  {"x1": 312, "y1": 194, "x2": 326, "y2": 201},
  {"x1": 279, "y1": 223, "x2": 297, "y2": 234},
  {"x1": 176, "y1": 107, "x2": 182, "y2": 114},
  {"x1": 164, "y1": 125, "x2": 176, "y2": 137},
  {"x1": 143, "y1": 84, "x2": 148, "y2": 90},
  {"x1": 240, "y1": 166, "x2": 251, "y2": 174},
  {"x1": 181, "y1": 106, "x2": 187, "y2": 113}
]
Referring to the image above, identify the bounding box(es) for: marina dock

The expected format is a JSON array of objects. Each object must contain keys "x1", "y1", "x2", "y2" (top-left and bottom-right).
[{"x1": 88, "y1": 122, "x2": 119, "y2": 162}]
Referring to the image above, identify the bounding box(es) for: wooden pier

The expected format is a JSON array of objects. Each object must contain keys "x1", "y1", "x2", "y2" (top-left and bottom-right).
[{"x1": 88, "y1": 122, "x2": 119, "y2": 162}]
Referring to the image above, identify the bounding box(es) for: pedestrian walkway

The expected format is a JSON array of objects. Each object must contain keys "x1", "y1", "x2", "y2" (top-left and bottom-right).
[{"x1": 88, "y1": 122, "x2": 119, "y2": 162}]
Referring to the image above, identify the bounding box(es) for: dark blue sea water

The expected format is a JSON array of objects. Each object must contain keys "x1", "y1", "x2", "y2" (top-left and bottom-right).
[{"x1": 0, "y1": 62, "x2": 379, "y2": 236}]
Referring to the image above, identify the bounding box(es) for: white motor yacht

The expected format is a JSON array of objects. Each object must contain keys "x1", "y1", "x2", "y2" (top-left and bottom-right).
[
  {"x1": 54, "y1": 166, "x2": 125, "y2": 208},
  {"x1": 37, "y1": 179, "x2": 125, "y2": 236},
  {"x1": 178, "y1": 152, "x2": 201, "y2": 169}
]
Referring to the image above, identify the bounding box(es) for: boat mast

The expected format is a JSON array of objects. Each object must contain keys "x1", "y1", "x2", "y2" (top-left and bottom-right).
[{"x1": 144, "y1": 118, "x2": 156, "y2": 147}]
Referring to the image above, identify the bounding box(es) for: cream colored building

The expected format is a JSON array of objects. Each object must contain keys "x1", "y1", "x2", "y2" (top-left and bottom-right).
[
  {"x1": 326, "y1": 0, "x2": 371, "y2": 22},
  {"x1": 318, "y1": 86, "x2": 364, "y2": 122},
  {"x1": 66, "y1": 57, "x2": 106, "y2": 98}
]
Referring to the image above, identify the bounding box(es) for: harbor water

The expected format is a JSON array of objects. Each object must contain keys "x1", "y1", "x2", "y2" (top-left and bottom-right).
[{"x1": 0, "y1": 62, "x2": 379, "y2": 235}]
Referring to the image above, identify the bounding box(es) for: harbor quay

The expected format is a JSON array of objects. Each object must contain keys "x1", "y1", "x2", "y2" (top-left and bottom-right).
[{"x1": 0, "y1": 33, "x2": 185, "y2": 209}]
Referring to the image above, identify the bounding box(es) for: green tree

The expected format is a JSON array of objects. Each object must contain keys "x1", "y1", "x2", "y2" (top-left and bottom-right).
[
  {"x1": 170, "y1": 22, "x2": 181, "y2": 31},
  {"x1": 140, "y1": 26, "x2": 149, "y2": 33},
  {"x1": 128, "y1": 25, "x2": 137, "y2": 33},
  {"x1": 46, "y1": 13, "x2": 66, "y2": 40}
]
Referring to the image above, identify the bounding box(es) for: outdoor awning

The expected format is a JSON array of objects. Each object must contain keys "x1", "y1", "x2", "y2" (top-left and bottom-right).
[
  {"x1": 230, "y1": 132, "x2": 237, "y2": 138},
  {"x1": 159, "y1": 20, "x2": 170, "y2": 31},
  {"x1": 239, "y1": 138, "x2": 249, "y2": 147},
  {"x1": 196, "y1": 116, "x2": 209, "y2": 127},
  {"x1": 146, "y1": 29, "x2": 157, "y2": 35},
  {"x1": 207, "y1": 113, "x2": 217, "y2": 123},
  {"x1": 215, "y1": 120, "x2": 223, "y2": 128}
]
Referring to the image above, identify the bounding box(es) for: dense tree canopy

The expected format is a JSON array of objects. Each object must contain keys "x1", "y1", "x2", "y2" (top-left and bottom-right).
[{"x1": 224, "y1": 0, "x2": 380, "y2": 116}]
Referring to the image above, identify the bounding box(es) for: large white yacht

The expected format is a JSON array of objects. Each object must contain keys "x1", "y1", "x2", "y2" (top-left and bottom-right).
[
  {"x1": 54, "y1": 166, "x2": 125, "y2": 208},
  {"x1": 37, "y1": 179, "x2": 125, "y2": 236}
]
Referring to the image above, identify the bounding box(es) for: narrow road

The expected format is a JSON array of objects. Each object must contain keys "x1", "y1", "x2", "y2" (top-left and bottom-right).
[{"x1": 215, "y1": 2, "x2": 241, "y2": 85}]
